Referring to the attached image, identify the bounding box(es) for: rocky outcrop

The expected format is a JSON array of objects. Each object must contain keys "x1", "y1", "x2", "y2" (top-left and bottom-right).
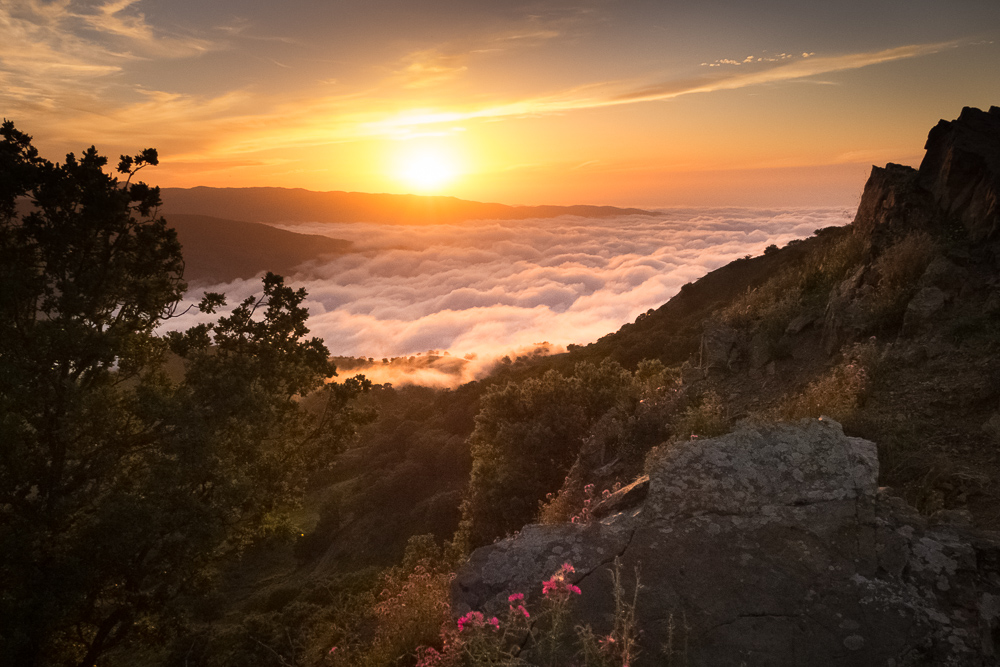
[
  {"x1": 453, "y1": 419, "x2": 1000, "y2": 666},
  {"x1": 919, "y1": 106, "x2": 1000, "y2": 242},
  {"x1": 852, "y1": 106, "x2": 1000, "y2": 246},
  {"x1": 852, "y1": 163, "x2": 936, "y2": 245},
  {"x1": 699, "y1": 322, "x2": 738, "y2": 375}
]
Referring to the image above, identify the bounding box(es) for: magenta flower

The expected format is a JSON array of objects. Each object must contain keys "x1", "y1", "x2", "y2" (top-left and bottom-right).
[
  {"x1": 542, "y1": 562, "x2": 582, "y2": 599},
  {"x1": 457, "y1": 610, "x2": 484, "y2": 632},
  {"x1": 508, "y1": 592, "x2": 524, "y2": 602},
  {"x1": 457, "y1": 610, "x2": 499, "y2": 633}
]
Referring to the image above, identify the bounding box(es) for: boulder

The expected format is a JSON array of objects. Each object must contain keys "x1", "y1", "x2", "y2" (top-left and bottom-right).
[
  {"x1": 919, "y1": 106, "x2": 1000, "y2": 242},
  {"x1": 453, "y1": 419, "x2": 1000, "y2": 666}
]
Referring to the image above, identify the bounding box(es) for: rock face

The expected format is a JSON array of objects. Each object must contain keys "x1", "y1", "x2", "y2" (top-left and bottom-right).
[
  {"x1": 919, "y1": 106, "x2": 1000, "y2": 242},
  {"x1": 851, "y1": 107, "x2": 1000, "y2": 246},
  {"x1": 453, "y1": 420, "x2": 1000, "y2": 666},
  {"x1": 852, "y1": 163, "x2": 936, "y2": 244}
]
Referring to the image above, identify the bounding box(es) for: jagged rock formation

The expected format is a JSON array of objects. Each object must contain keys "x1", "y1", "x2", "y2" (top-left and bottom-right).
[
  {"x1": 919, "y1": 106, "x2": 1000, "y2": 242},
  {"x1": 453, "y1": 420, "x2": 1000, "y2": 666},
  {"x1": 855, "y1": 105, "x2": 1000, "y2": 245}
]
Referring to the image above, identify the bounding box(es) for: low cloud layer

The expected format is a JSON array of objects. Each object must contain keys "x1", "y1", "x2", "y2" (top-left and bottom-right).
[{"x1": 170, "y1": 207, "x2": 852, "y2": 385}]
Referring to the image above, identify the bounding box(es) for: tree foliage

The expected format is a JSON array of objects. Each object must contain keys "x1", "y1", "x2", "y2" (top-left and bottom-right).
[
  {"x1": 460, "y1": 360, "x2": 634, "y2": 547},
  {"x1": 0, "y1": 122, "x2": 371, "y2": 666}
]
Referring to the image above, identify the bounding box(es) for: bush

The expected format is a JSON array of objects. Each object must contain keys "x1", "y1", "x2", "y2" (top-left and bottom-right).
[
  {"x1": 773, "y1": 338, "x2": 883, "y2": 422},
  {"x1": 460, "y1": 361, "x2": 633, "y2": 547},
  {"x1": 673, "y1": 390, "x2": 729, "y2": 440}
]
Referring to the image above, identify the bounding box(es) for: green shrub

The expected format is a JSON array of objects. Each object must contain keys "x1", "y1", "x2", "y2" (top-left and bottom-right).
[{"x1": 673, "y1": 391, "x2": 729, "y2": 440}]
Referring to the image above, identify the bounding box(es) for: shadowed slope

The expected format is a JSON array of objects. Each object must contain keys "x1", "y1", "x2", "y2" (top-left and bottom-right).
[{"x1": 167, "y1": 213, "x2": 352, "y2": 284}]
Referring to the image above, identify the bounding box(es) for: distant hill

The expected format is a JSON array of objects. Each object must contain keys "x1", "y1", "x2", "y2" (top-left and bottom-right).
[
  {"x1": 166, "y1": 213, "x2": 351, "y2": 285},
  {"x1": 159, "y1": 187, "x2": 655, "y2": 225}
]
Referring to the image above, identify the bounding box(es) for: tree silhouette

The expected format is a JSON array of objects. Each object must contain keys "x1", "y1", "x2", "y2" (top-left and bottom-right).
[{"x1": 0, "y1": 122, "x2": 371, "y2": 666}]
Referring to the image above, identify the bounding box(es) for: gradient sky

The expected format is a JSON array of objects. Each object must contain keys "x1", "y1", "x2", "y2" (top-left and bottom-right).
[{"x1": 3, "y1": 0, "x2": 999, "y2": 206}]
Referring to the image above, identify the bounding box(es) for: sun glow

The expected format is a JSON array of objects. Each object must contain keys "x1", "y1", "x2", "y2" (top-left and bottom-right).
[{"x1": 393, "y1": 144, "x2": 462, "y2": 193}]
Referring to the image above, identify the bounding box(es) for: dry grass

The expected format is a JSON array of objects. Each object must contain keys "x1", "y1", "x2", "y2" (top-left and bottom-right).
[
  {"x1": 864, "y1": 232, "x2": 937, "y2": 328},
  {"x1": 763, "y1": 338, "x2": 883, "y2": 423}
]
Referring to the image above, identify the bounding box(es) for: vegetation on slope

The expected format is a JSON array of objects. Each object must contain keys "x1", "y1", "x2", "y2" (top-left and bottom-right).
[{"x1": 6, "y1": 113, "x2": 1000, "y2": 666}]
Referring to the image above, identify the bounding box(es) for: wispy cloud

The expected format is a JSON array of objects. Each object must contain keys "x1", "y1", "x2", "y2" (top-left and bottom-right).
[
  {"x1": 0, "y1": 0, "x2": 215, "y2": 124},
  {"x1": 3, "y1": 32, "x2": 962, "y2": 175},
  {"x1": 394, "y1": 48, "x2": 469, "y2": 89},
  {"x1": 336, "y1": 41, "x2": 962, "y2": 142},
  {"x1": 612, "y1": 42, "x2": 954, "y2": 105}
]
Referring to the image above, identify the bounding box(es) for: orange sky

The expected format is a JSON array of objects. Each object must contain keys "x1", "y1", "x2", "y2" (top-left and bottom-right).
[{"x1": 2, "y1": 1, "x2": 998, "y2": 206}]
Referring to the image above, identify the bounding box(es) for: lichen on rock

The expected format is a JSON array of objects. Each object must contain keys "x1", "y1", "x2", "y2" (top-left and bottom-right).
[{"x1": 452, "y1": 419, "x2": 1000, "y2": 666}]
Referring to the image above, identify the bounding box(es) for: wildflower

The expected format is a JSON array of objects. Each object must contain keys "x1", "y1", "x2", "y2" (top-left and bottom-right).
[
  {"x1": 542, "y1": 562, "x2": 582, "y2": 599},
  {"x1": 457, "y1": 610, "x2": 499, "y2": 632},
  {"x1": 508, "y1": 592, "x2": 524, "y2": 602},
  {"x1": 457, "y1": 610, "x2": 484, "y2": 632},
  {"x1": 416, "y1": 647, "x2": 442, "y2": 667}
]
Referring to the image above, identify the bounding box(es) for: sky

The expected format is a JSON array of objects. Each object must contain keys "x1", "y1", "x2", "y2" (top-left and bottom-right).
[
  {"x1": 168, "y1": 206, "x2": 852, "y2": 386},
  {"x1": 2, "y1": 0, "x2": 999, "y2": 206}
]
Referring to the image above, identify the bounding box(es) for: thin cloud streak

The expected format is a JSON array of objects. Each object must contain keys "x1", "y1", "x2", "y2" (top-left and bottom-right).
[
  {"x1": 5, "y1": 31, "x2": 959, "y2": 169},
  {"x1": 365, "y1": 41, "x2": 960, "y2": 133},
  {"x1": 158, "y1": 40, "x2": 963, "y2": 164}
]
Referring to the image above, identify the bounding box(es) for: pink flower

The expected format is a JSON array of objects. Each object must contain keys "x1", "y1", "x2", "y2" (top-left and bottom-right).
[
  {"x1": 542, "y1": 562, "x2": 582, "y2": 599},
  {"x1": 508, "y1": 592, "x2": 524, "y2": 602},
  {"x1": 416, "y1": 647, "x2": 442, "y2": 667},
  {"x1": 329, "y1": 646, "x2": 338, "y2": 654},
  {"x1": 457, "y1": 610, "x2": 499, "y2": 632},
  {"x1": 457, "y1": 610, "x2": 484, "y2": 632}
]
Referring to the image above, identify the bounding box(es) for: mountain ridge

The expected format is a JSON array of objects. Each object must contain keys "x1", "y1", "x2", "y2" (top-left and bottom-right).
[{"x1": 159, "y1": 186, "x2": 656, "y2": 225}]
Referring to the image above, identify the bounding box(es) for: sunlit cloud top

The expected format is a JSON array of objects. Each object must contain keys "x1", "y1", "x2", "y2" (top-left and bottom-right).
[{"x1": 2, "y1": 0, "x2": 998, "y2": 205}]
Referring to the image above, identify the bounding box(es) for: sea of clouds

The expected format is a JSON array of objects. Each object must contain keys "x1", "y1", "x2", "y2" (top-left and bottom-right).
[{"x1": 171, "y1": 206, "x2": 853, "y2": 386}]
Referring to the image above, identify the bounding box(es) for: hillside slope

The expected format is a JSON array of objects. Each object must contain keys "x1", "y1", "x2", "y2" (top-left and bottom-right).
[
  {"x1": 157, "y1": 107, "x2": 1000, "y2": 667},
  {"x1": 167, "y1": 213, "x2": 352, "y2": 284}
]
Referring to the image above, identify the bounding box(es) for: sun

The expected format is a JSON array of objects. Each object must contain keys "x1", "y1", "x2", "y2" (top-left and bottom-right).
[{"x1": 393, "y1": 144, "x2": 461, "y2": 193}]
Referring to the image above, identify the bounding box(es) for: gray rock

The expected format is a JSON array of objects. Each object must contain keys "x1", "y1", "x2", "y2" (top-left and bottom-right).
[{"x1": 453, "y1": 419, "x2": 1000, "y2": 666}]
